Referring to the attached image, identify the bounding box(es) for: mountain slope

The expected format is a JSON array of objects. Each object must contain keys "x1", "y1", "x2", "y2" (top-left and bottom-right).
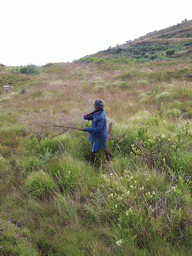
[
  {"x1": 121, "y1": 19, "x2": 192, "y2": 47},
  {"x1": 76, "y1": 20, "x2": 192, "y2": 64}
]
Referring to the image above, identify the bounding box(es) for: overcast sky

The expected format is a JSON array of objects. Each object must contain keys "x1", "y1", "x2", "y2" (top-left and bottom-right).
[{"x1": 1, "y1": 0, "x2": 192, "y2": 66}]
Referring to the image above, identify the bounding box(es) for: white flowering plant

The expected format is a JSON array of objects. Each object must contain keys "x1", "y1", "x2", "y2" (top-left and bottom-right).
[{"x1": 100, "y1": 164, "x2": 192, "y2": 248}]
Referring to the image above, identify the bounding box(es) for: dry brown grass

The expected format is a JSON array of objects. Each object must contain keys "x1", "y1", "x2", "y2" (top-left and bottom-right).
[{"x1": 0, "y1": 60, "x2": 192, "y2": 131}]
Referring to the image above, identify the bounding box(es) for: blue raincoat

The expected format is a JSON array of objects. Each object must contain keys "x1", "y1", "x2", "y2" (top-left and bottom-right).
[{"x1": 84, "y1": 110, "x2": 107, "y2": 144}]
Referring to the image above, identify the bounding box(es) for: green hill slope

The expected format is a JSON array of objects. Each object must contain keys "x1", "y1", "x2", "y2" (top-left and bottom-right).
[{"x1": 77, "y1": 20, "x2": 192, "y2": 64}]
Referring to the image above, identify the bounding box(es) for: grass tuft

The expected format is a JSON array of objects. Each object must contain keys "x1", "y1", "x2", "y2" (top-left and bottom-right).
[{"x1": 25, "y1": 170, "x2": 58, "y2": 200}]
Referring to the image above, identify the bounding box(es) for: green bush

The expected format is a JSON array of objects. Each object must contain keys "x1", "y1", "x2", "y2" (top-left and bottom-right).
[
  {"x1": 166, "y1": 49, "x2": 175, "y2": 56},
  {"x1": 76, "y1": 57, "x2": 105, "y2": 64},
  {"x1": 150, "y1": 54, "x2": 158, "y2": 60},
  {"x1": 11, "y1": 64, "x2": 41, "y2": 75},
  {"x1": 19, "y1": 64, "x2": 41, "y2": 75}
]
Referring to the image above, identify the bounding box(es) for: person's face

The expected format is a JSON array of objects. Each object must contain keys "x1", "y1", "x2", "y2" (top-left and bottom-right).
[{"x1": 95, "y1": 106, "x2": 100, "y2": 111}]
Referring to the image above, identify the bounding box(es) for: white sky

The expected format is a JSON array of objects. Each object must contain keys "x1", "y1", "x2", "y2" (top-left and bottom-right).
[{"x1": 1, "y1": 0, "x2": 192, "y2": 66}]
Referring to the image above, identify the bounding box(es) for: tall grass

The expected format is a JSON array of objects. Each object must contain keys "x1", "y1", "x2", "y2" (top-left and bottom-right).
[
  {"x1": 25, "y1": 170, "x2": 58, "y2": 200},
  {"x1": 1, "y1": 58, "x2": 192, "y2": 255}
]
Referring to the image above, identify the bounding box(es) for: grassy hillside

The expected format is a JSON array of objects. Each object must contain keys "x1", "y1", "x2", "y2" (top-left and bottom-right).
[
  {"x1": 137, "y1": 19, "x2": 192, "y2": 41},
  {"x1": 1, "y1": 22, "x2": 192, "y2": 255},
  {"x1": 77, "y1": 20, "x2": 192, "y2": 64}
]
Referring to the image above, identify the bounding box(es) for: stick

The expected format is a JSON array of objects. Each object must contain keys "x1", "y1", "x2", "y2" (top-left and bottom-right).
[{"x1": 33, "y1": 121, "x2": 81, "y2": 130}]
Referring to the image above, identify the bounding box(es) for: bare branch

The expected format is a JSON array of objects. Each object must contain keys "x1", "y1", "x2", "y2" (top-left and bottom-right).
[{"x1": 24, "y1": 110, "x2": 85, "y2": 138}]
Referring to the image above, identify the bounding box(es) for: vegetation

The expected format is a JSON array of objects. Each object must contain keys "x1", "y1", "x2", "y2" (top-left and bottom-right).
[
  {"x1": 1, "y1": 21, "x2": 192, "y2": 255},
  {"x1": 76, "y1": 42, "x2": 192, "y2": 64},
  {"x1": 11, "y1": 64, "x2": 41, "y2": 75},
  {"x1": 77, "y1": 20, "x2": 192, "y2": 64}
]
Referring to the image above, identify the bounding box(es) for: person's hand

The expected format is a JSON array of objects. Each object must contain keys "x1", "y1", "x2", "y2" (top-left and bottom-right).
[
  {"x1": 84, "y1": 114, "x2": 88, "y2": 119},
  {"x1": 82, "y1": 126, "x2": 87, "y2": 132}
]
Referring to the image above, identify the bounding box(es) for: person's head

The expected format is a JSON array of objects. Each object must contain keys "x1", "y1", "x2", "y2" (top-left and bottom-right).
[{"x1": 94, "y1": 99, "x2": 104, "y2": 111}]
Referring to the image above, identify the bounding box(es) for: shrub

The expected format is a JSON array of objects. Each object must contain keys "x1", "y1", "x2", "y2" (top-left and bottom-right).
[
  {"x1": 150, "y1": 54, "x2": 158, "y2": 60},
  {"x1": 11, "y1": 64, "x2": 41, "y2": 75},
  {"x1": 166, "y1": 49, "x2": 175, "y2": 56},
  {"x1": 76, "y1": 57, "x2": 105, "y2": 64},
  {"x1": 19, "y1": 64, "x2": 41, "y2": 75},
  {"x1": 25, "y1": 170, "x2": 58, "y2": 200}
]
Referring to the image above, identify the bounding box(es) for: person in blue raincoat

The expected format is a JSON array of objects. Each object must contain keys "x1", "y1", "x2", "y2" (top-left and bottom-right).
[{"x1": 82, "y1": 99, "x2": 111, "y2": 163}]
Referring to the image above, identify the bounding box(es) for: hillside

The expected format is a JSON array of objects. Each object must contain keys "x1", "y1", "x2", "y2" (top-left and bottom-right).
[
  {"x1": 122, "y1": 19, "x2": 192, "y2": 46},
  {"x1": 77, "y1": 20, "x2": 192, "y2": 64},
  {"x1": 138, "y1": 20, "x2": 192, "y2": 40},
  {"x1": 0, "y1": 23, "x2": 192, "y2": 255}
]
